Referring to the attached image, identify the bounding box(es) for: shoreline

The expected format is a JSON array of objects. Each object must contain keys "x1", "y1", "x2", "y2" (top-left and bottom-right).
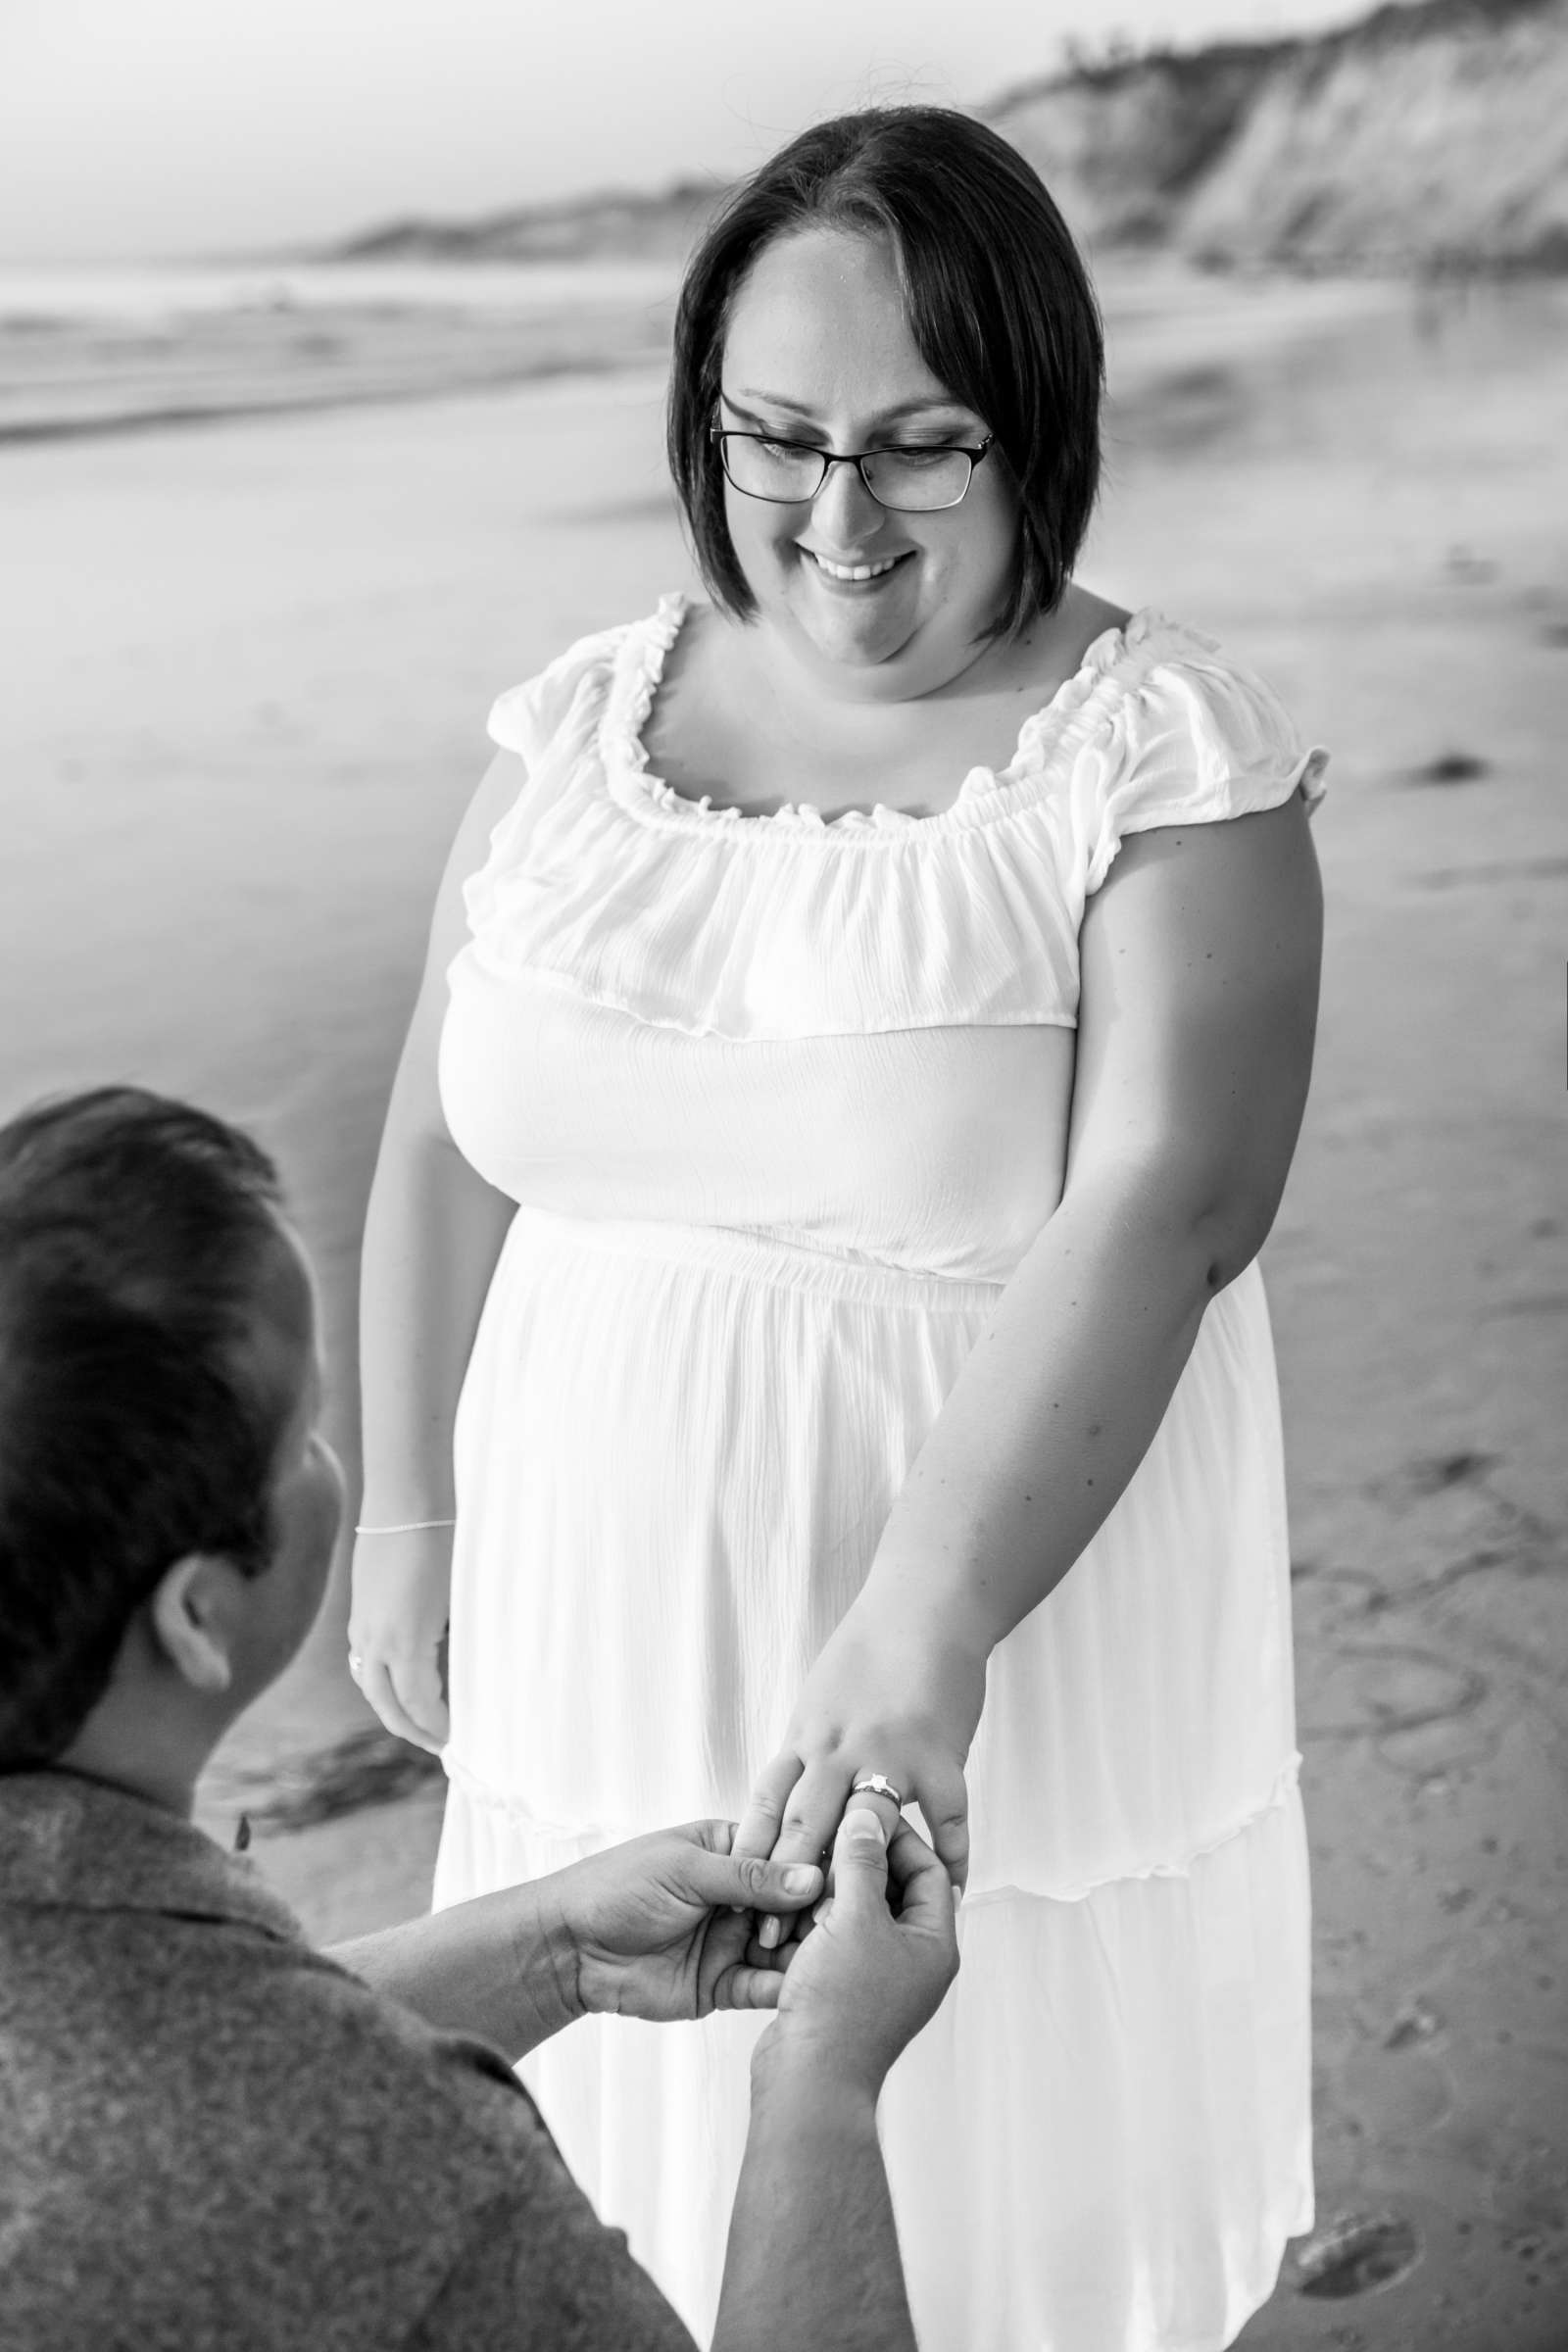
[{"x1": 0, "y1": 350, "x2": 655, "y2": 448}]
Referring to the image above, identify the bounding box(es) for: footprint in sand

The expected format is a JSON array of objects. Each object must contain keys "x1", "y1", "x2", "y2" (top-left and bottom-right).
[
  {"x1": 1300, "y1": 1642, "x2": 1488, "y2": 1742},
  {"x1": 1341, "y1": 2046, "x2": 1455, "y2": 2141},
  {"x1": 1290, "y1": 2212, "x2": 1424, "y2": 2299}
]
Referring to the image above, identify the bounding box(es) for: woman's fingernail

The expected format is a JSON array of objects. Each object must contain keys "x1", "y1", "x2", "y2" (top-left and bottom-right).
[
  {"x1": 781, "y1": 1865, "x2": 818, "y2": 1896},
  {"x1": 760, "y1": 1914, "x2": 782, "y2": 1949},
  {"x1": 812, "y1": 1897, "x2": 834, "y2": 1926}
]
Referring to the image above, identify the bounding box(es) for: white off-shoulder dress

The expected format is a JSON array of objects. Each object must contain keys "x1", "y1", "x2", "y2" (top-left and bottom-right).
[{"x1": 432, "y1": 593, "x2": 1327, "y2": 2352}]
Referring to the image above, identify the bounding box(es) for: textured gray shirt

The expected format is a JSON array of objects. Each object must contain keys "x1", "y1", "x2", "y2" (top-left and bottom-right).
[{"x1": 0, "y1": 1772, "x2": 698, "y2": 2352}]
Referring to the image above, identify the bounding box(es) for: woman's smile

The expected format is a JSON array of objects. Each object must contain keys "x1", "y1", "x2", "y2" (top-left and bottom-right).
[{"x1": 799, "y1": 545, "x2": 917, "y2": 589}]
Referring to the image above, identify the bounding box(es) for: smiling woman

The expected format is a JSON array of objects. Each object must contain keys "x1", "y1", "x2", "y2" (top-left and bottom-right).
[
  {"x1": 704, "y1": 233, "x2": 1021, "y2": 690},
  {"x1": 351, "y1": 104, "x2": 1326, "y2": 2352},
  {"x1": 669, "y1": 106, "x2": 1101, "y2": 649}
]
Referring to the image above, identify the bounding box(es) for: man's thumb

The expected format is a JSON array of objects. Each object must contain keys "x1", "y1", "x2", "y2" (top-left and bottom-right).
[
  {"x1": 717, "y1": 1850, "x2": 823, "y2": 1908},
  {"x1": 834, "y1": 1807, "x2": 889, "y2": 1891}
]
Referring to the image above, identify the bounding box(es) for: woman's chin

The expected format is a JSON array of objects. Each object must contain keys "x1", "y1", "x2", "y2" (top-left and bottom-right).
[{"x1": 786, "y1": 596, "x2": 923, "y2": 677}]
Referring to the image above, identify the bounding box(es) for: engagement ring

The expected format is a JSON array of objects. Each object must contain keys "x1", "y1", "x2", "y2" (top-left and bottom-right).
[{"x1": 851, "y1": 1771, "x2": 905, "y2": 1809}]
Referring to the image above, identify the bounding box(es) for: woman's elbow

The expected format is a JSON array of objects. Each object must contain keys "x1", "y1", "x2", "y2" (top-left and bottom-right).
[{"x1": 1192, "y1": 1172, "x2": 1288, "y2": 1294}]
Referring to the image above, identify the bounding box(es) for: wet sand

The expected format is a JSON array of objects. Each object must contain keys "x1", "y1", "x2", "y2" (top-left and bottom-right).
[{"x1": 2, "y1": 263, "x2": 1564, "y2": 2345}]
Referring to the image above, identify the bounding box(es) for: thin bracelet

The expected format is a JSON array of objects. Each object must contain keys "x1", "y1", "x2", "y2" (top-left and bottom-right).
[{"x1": 354, "y1": 1516, "x2": 457, "y2": 1536}]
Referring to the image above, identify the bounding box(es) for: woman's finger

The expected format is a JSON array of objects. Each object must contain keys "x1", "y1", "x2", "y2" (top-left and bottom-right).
[
  {"x1": 885, "y1": 1816, "x2": 956, "y2": 1934},
  {"x1": 731, "y1": 1749, "x2": 805, "y2": 1863},
  {"x1": 391, "y1": 1651, "x2": 450, "y2": 1749},
  {"x1": 768, "y1": 1759, "x2": 854, "y2": 1875},
  {"x1": 357, "y1": 1659, "x2": 444, "y2": 1754},
  {"x1": 712, "y1": 1963, "x2": 785, "y2": 2013},
  {"x1": 911, "y1": 1756, "x2": 970, "y2": 1893}
]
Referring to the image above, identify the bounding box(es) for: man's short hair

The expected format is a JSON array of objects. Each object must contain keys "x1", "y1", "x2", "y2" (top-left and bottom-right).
[
  {"x1": 0, "y1": 1087, "x2": 288, "y2": 1766},
  {"x1": 667, "y1": 105, "x2": 1104, "y2": 641}
]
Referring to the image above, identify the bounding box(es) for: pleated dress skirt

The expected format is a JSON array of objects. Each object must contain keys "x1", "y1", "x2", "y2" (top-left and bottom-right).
[{"x1": 432, "y1": 1201, "x2": 1314, "y2": 2352}]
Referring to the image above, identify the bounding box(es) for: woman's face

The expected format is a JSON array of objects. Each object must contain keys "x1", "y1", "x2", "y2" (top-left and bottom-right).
[{"x1": 716, "y1": 225, "x2": 1018, "y2": 701}]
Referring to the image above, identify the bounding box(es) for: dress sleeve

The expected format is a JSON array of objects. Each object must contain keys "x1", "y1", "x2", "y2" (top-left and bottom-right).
[
  {"x1": 463, "y1": 624, "x2": 628, "y2": 938},
  {"x1": 1085, "y1": 647, "x2": 1328, "y2": 897},
  {"x1": 485, "y1": 623, "x2": 628, "y2": 771}
]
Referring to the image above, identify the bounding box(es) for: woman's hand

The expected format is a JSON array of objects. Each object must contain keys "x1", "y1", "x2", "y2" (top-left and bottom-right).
[
  {"x1": 732, "y1": 1597, "x2": 987, "y2": 1902},
  {"x1": 347, "y1": 1524, "x2": 454, "y2": 1753}
]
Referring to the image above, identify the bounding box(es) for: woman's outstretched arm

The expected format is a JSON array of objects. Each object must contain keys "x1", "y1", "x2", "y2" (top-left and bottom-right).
[
  {"x1": 881, "y1": 790, "x2": 1324, "y2": 1650},
  {"x1": 736, "y1": 790, "x2": 1324, "y2": 1886},
  {"x1": 349, "y1": 752, "x2": 532, "y2": 1752}
]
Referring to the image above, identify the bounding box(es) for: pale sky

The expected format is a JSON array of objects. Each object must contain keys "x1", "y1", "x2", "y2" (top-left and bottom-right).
[{"x1": 1, "y1": 0, "x2": 1377, "y2": 263}]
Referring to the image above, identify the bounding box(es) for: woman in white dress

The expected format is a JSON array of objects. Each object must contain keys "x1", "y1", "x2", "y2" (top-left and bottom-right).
[{"x1": 350, "y1": 107, "x2": 1325, "y2": 2351}]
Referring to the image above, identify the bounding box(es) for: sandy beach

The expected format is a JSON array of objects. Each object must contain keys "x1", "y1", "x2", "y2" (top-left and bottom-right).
[{"x1": 2, "y1": 259, "x2": 1564, "y2": 2346}]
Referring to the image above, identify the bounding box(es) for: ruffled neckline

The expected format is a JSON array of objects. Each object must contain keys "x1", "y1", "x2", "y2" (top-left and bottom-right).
[{"x1": 598, "y1": 589, "x2": 1205, "y2": 841}]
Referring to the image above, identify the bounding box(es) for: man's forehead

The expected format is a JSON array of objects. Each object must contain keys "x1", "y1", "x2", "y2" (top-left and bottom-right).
[{"x1": 242, "y1": 1214, "x2": 319, "y2": 1420}]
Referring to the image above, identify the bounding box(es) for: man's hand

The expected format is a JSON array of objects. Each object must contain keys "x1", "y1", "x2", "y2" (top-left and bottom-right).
[
  {"x1": 759, "y1": 1808, "x2": 959, "y2": 2096},
  {"x1": 545, "y1": 1822, "x2": 825, "y2": 2025}
]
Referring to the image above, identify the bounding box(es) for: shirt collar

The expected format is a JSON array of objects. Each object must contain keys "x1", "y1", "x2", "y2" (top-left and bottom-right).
[{"x1": 0, "y1": 1768, "x2": 306, "y2": 1945}]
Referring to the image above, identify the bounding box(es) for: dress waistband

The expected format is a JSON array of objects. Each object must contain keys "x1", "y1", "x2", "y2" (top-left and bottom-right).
[{"x1": 503, "y1": 1198, "x2": 1006, "y2": 1315}]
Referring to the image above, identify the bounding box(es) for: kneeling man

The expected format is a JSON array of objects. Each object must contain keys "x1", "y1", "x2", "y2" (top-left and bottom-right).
[{"x1": 0, "y1": 1087, "x2": 956, "y2": 2351}]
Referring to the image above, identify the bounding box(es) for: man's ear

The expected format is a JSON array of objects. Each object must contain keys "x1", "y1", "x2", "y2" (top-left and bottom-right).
[{"x1": 147, "y1": 1555, "x2": 241, "y2": 1695}]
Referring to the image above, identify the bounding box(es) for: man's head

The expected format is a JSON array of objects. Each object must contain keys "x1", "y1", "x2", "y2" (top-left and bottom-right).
[{"x1": 0, "y1": 1087, "x2": 342, "y2": 1798}]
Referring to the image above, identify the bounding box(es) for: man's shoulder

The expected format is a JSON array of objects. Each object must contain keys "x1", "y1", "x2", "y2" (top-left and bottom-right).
[{"x1": 1, "y1": 1898, "x2": 563, "y2": 2351}]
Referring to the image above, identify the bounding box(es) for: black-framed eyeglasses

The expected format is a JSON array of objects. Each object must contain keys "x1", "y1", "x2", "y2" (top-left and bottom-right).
[{"x1": 710, "y1": 425, "x2": 995, "y2": 514}]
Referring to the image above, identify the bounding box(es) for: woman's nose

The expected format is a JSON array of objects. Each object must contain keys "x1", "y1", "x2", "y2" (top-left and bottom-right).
[{"x1": 809, "y1": 456, "x2": 887, "y2": 546}]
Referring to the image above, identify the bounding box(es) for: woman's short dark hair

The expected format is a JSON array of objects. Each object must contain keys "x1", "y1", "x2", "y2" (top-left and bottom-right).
[
  {"x1": 0, "y1": 1087, "x2": 288, "y2": 1766},
  {"x1": 667, "y1": 106, "x2": 1103, "y2": 639}
]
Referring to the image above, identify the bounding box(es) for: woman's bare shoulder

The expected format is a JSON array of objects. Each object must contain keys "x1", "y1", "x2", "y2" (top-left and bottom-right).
[
  {"x1": 996, "y1": 583, "x2": 1136, "y2": 707},
  {"x1": 1068, "y1": 585, "x2": 1136, "y2": 645},
  {"x1": 1043, "y1": 583, "x2": 1135, "y2": 676}
]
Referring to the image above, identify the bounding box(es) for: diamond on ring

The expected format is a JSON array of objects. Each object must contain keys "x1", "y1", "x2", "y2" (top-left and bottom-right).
[
  {"x1": 851, "y1": 1771, "x2": 905, "y2": 1809},
  {"x1": 347, "y1": 1652, "x2": 365, "y2": 1677}
]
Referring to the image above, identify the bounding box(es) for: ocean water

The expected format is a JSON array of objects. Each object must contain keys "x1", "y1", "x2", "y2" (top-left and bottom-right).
[
  {"x1": 0, "y1": 258, "x2": 683, "y2": 439},
  {"x1": 0, "y1": 258, "x2": 681, "y2": 324}
]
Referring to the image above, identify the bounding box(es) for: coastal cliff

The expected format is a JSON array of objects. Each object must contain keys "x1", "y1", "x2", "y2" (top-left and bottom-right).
[
  {"x1": 990, "y1": 0, "x2": 1568, "y2": 272},
  {"x1": 323, "y1": 0, "x2": 1568, "y2": 276},
  {"x1": 332, "y1": 179, "x2": 717, "y2": 266}
]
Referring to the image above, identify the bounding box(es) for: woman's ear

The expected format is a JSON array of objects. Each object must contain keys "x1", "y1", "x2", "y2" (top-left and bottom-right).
[{"x1": 147, "y1": 1555, "x2": 240, "y2": 1695}]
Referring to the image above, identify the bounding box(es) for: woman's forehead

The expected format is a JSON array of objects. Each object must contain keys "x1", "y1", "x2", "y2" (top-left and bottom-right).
[{"x1": 723, "y1": 227, "x2": 965, "y2": 416}]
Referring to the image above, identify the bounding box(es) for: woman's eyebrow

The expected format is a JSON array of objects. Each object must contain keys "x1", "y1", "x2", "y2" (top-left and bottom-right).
[{"x1": 724, "y1": 388, "x2": 974, "y2": 426}]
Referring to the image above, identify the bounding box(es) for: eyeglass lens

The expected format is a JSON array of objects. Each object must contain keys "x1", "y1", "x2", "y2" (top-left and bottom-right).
[{"x1": 718, "y1": 435, "x2": 974, "y2": 514}]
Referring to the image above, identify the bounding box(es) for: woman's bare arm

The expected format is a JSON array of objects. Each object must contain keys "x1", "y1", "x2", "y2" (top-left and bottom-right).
[
  {"x1": 349, "y1": 750, "x2": 536, "y2": 1750},
  {"x1": 866, "y1": 790, "x2": 1324, "y2": 1648}
]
